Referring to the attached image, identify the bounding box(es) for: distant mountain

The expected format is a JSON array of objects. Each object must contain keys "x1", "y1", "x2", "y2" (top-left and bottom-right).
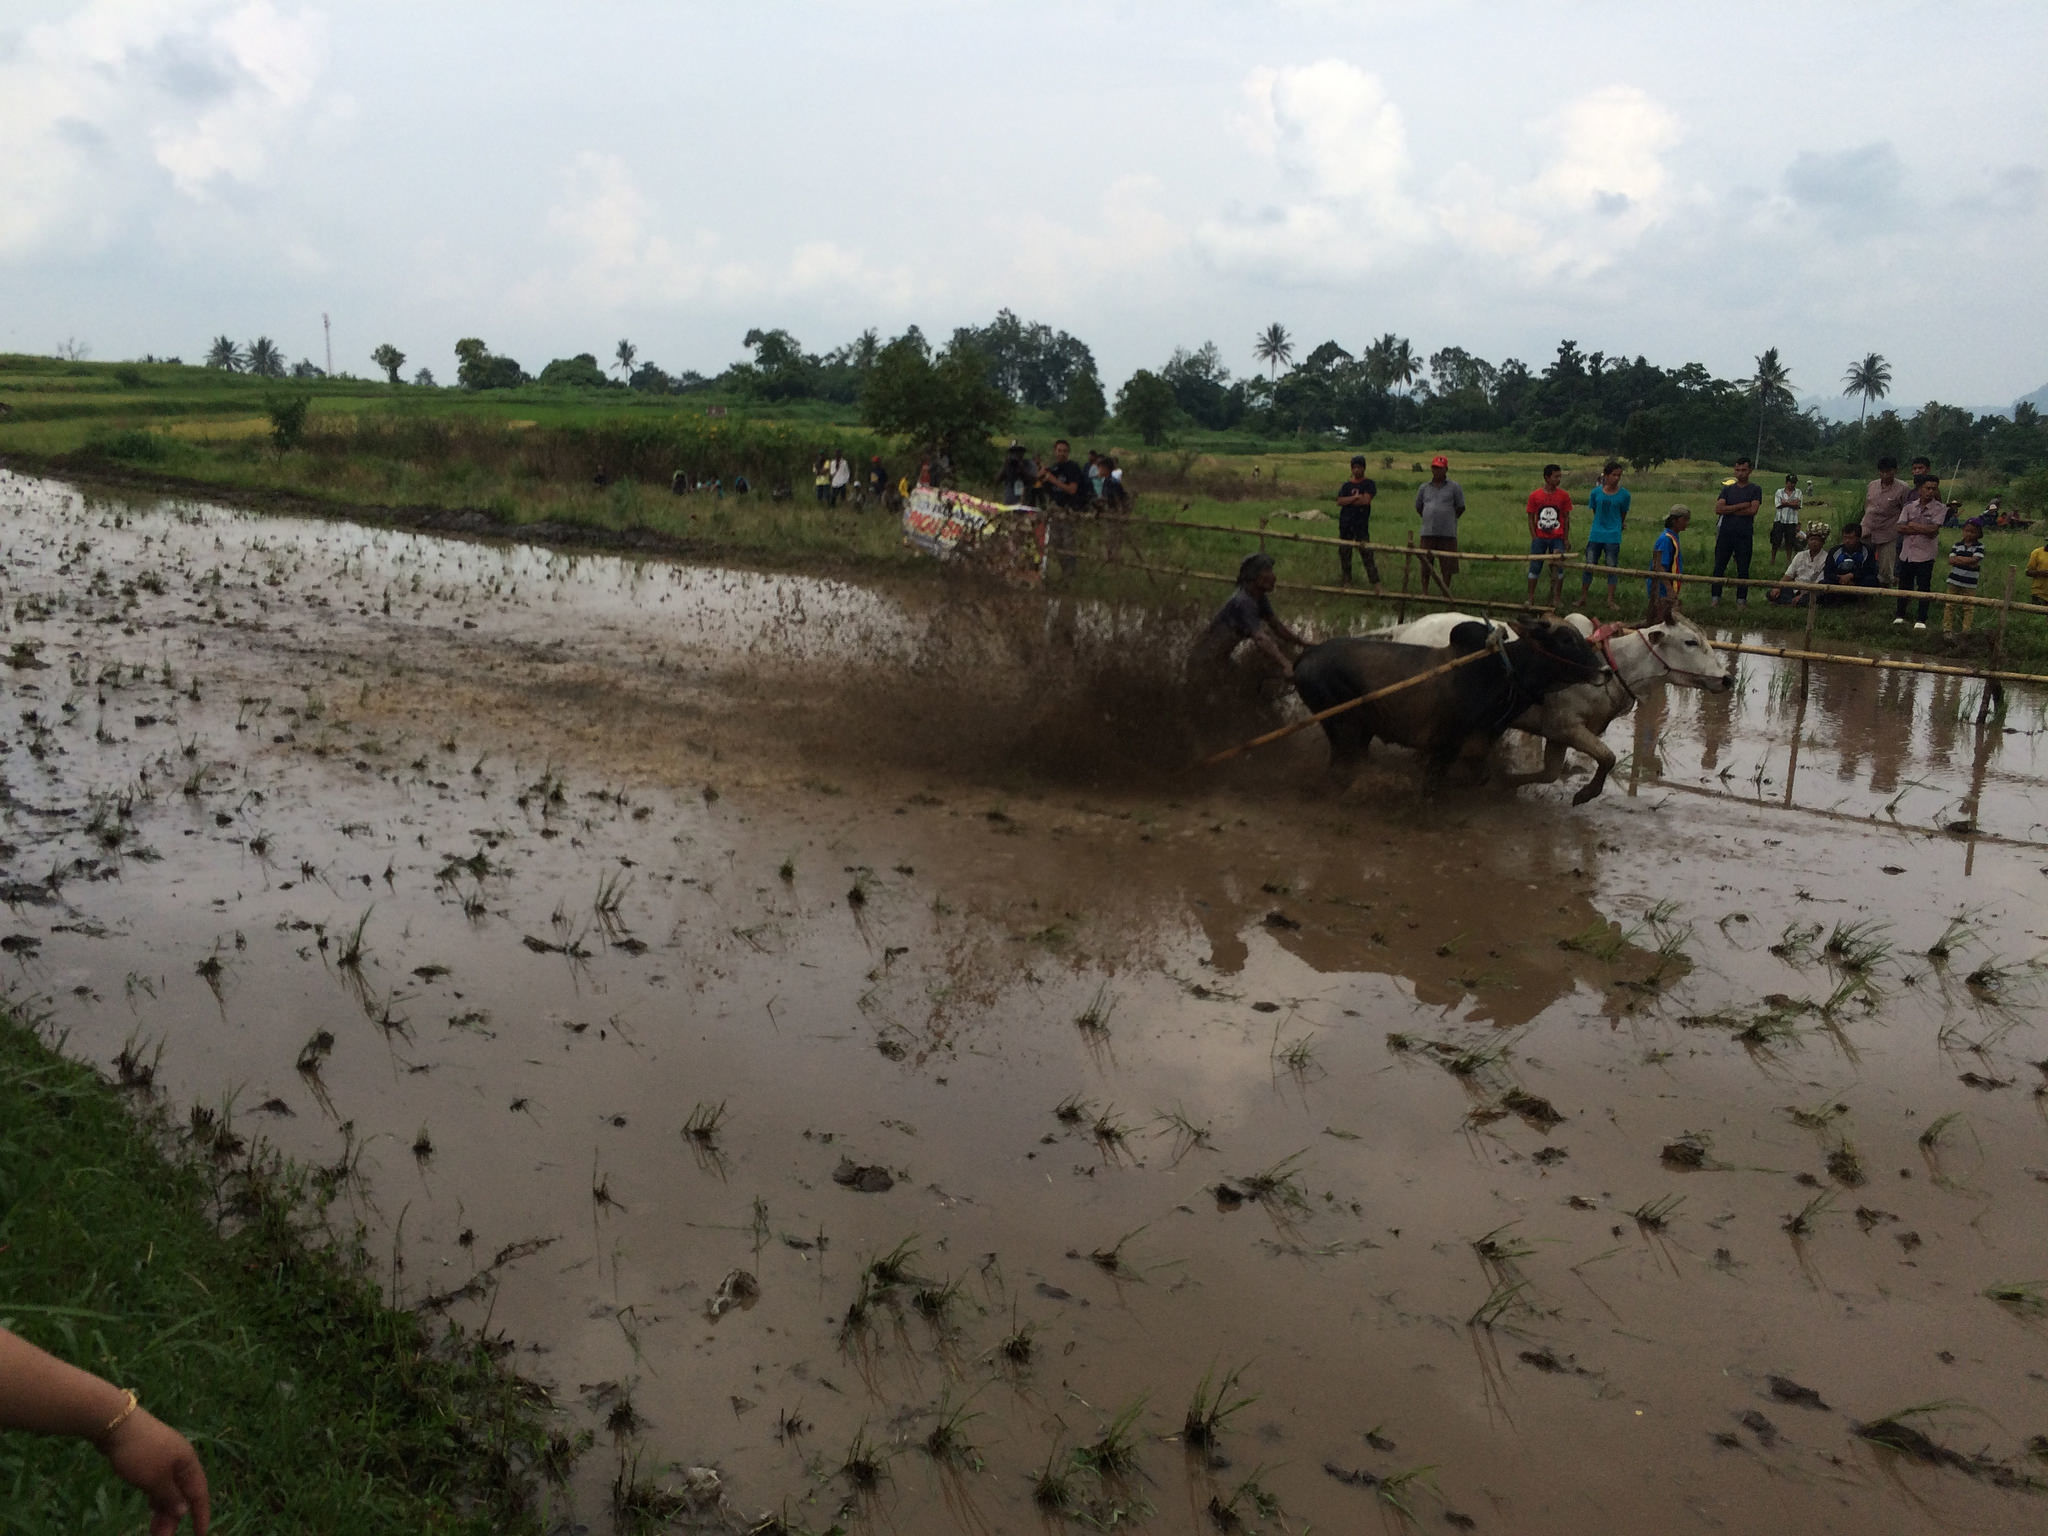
[{"x1": 1797, "y1": 383, "x2": 2047, "y2": 422}]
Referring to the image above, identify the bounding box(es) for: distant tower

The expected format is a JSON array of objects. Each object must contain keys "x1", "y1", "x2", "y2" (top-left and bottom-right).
[{"x1": 323, "y1": 313, "x2": 332, "y2": 377}]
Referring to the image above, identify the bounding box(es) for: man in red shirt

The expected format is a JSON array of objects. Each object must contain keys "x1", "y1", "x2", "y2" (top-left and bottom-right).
[{"x1": 1524, "y1": 463, "x2": 1573, "y2": 609}]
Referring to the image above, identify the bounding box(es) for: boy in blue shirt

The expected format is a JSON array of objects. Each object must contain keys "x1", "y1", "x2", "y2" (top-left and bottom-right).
[
  {"x1": 1646, "y1": 505, "x2": 1689, "y2": 624},
  {"x1": 1581, "y1": 459, "x2": 1630, "y2": 611}
]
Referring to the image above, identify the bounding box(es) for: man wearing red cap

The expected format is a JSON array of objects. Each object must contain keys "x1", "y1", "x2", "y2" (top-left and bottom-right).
[{"x1": 1413, "y1": 455, "x2": 1464, "y2": 596}]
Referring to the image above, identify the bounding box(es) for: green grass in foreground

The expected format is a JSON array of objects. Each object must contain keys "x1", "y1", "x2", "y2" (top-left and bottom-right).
[{"x1": 0, "y1": 1012, "x2": 556, "y2": 1535}]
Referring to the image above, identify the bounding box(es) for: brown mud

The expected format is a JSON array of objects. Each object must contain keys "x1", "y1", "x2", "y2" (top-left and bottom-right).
[{"x1": 4, "y1": 469, "x2": 2048, "y2": 1534}]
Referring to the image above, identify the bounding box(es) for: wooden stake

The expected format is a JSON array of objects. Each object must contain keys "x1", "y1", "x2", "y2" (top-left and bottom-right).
[
  {"x1": 1201, "y1": 644, "x2": 1497, "y2": 765},
  {"x1": 1397, "y1": 534, "x2": 1414, "y2": 624},
  {"x1": 1978, "y1": 567, "x2": 2016, "y2": 723}
]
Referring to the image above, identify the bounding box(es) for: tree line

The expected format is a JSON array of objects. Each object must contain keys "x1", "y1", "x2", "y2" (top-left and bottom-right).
[{"x1": 196, "y1": 311, "x2": 2047, "y2": 481}]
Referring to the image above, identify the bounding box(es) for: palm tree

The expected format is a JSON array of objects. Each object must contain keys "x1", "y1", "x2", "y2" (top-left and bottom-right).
[
  {"x1": 1747, "y1": 347, "x2": 1794, "y2": 462},
  {"x1": 206, "y1": 335, "x2": 245, "y2": 372},
  {"x1": 245, "y1": 336, "x2": 285, "y2": 378},
  {"x1": 1841, "y1": 352, "x2": 1891, "y2": 425},
  {"x1": 1253, "y1": 323, "x2": 1293, "y2": 379},
  {"x1": 614, "y1": 339, "x2": 637, "y2": 380}
]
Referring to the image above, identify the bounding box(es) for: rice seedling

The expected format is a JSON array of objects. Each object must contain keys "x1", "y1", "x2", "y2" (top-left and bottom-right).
[
  {"x1": 777, "y1": 856, "x2": 795, "y2": 883},
  {"x1": 1770, "y1": 920, "x2": 1824, "y2": 964},
  {"x1": 1238, "y1": 1151, "x2": 1309, "y2": 1211},
  {"x1": 1926, "y1": 911, "x2": 1975, "y2": 960},
  {"x1": 868, "y1": 1234, "x2": 922, "y2": 1287},
  {"x1": 1376, "y1": 1463, "x2": 1442, "y2": 1520},
  {"x1": 1074, "y1": 1397, "x2": 1147, "y2": 1477},
  {"x1": 1092, "y1": 1106, "x2": 1133, "y2": 1154},
  {"x1": 1468, "y1": 1275, "x2": 1528, "y2": 1328},
  {"x1": 682, "y1": 1100, "x2": 726, "y2": 1145},
  {"x1": 336, "y1": 905, "x2": 373, "y2": 970},
  {"x1": 1182, "y1": 1362, "x2": 1255, "y2": 1449},
  {"x1": 1823, "y1": 919, "x2": 1892, "y2": 973},
  {"x1": 1631, "y1": 1193, "x2": 1683, "y2": 1232},
  {"x1": 1089, "y1": 1225, "x2": 1148, "y2": 1276},
  {"x1": 1918, "y1": 1111, "x2": 1964, "y2": 1150},
  {"x1": 911, "y1": 1272, "x2": 965, "y2": 1325},
  {"x1": 924, "y1": 1391, "x2": 984, "y2": 1469},
  {"x1": 998, "y1": 1313, "x2": 1036, "y2": 1366},
  {"x1": 411, "y1": 1124, "x2": 433, "y2": 1164},
  {"x1": 1560, "y1": 920, "x2": 1634, "y2": 961},
  {"x1": 1075, "y1": 981, "x2": 1117, "y2": 1036},
  {"x1": 1153, "y1": 1103, "x2": 1213, "y2": 1160},
  {"x1": 839, "y1": 1424, "x2": 890, "y2": 1492},
  {"x1": 1272, "y1": 1026, "x2": 1319, "y2": 1075},
  {"x1": 1032, "y1": 1440, "x2": 1077, "y2": 1512},
  {"x1": 1208, "y1": 1467, "x2": 1281, "y2": 1530},
  {"x1": 1826, "y1": 1142, "x2": 1866, "y2": 1187},
  {"x1": 1471, "y1": 1222, "x2": 1536, "y2": 1269},
  {"x1": 1783, "y1": 1189, "x2": 1834, "y2": 1236},
  {"x1": 1788, "y1": 1099, "x2": 1849, "y2": 1130},
  {"x1": 1984, "y1": 1280, "x2": 2048, "y2": 1314},
  {"x1": 1053, "y1": 1092, "x2": 1092, "y2": 1125},
  {"x1": 593, "y1": 866, "x2": 632, "y2": 923}
]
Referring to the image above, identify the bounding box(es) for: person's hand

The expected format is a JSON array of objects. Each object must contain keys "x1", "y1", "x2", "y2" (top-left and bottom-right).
[{"x1": 101, "y1": 1409, "x2": 210, "y2": 1535}]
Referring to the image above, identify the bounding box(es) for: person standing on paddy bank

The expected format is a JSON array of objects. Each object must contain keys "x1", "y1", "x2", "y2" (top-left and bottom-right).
[
  {"x1": 1893, "y1": 475, "x2": 1945, "y2": 629},
  {"x1": 1709, "y1": 456, "x2": 1763, "y2": 605},
  {"x1": 1771, "y1": 473, "x2": 1803, "y2": 557},
  {"x1": 1861, "y1": 456, "x2": 1910, "y2": 583},
  {"x1": 1336, "y1": 455, "x2": 1382, "y2": 593},
  {"x1": 1413, "y1": 455, "x2": 1465, "y2": 597},
  {"x1": 1524, "y1": 463, "x2": 1572, "y2": 608},
  {"x1": 1647, "y1": 505, "x2": 1689, "y2": 624},
  {"x1": 1581, "y1": 460, "x2": 1630, "y2": 610}
]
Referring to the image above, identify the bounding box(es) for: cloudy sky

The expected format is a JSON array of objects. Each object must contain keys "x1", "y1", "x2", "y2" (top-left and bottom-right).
[{"x1": 4, "y1": 0, "x2": 2043, "y2": 409}]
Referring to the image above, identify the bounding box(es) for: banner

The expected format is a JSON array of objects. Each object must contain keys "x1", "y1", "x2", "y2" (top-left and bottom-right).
[{"x1": 901, "y1": 487, "x2": 1045, "y2": 581}]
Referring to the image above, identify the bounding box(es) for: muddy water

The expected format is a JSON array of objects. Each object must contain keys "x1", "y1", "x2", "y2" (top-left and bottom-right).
[{"x1": 4, "y1": 469, "x2": 2047, "y2": 1535}]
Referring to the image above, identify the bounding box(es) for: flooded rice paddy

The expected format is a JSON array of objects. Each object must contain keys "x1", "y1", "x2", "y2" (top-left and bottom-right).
[{"x1": 3, "y1": 469, "x2": 2047, "y2": 1535}]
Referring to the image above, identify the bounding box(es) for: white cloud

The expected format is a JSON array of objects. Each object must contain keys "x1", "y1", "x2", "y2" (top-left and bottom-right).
[
  {"x1": 0, "y1": 0, "x2": 329, "y2": 257},
  {"x1": 1200, "y1": 63, "x2": 1683, "y2": 286}
]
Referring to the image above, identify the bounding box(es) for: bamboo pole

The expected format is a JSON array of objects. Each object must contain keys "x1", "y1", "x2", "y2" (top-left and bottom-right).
[
  {"x1": 1978, "y1": 568, "x2": 2017, "y2": 724},
  {"x1": 1199, "y1": 644, "x2": 1498, "y2": 765},
  {"x1": 1799, "y1": 585, "x2": 1817, "y2": 697},
  {"x1": 1095, "y1": 553, "x2": 2048, "y2": 687},
  {"x1": 1096, "y1": 514, "x2": 2022, "y2": 612},
  {"x1": 1397, "y1": 534, "x2": 1414, "y2": 624}
]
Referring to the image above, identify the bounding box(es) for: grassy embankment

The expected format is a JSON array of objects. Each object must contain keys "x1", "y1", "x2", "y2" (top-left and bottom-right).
[
  {"x1": 4, "y1": 354, "x2": 2043, "y2": 673},
  {"x1": 0, "y1": 1009, "x2": 564, "y2": 1534}
]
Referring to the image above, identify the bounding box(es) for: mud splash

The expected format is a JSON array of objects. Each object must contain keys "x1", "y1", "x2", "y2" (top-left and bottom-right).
[{"x1": 4, "y1": 470, "x2": 2047, "y2": 1535}]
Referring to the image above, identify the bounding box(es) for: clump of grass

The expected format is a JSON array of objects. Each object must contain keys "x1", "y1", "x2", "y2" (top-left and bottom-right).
[
  {"x1": 336, "y1": 905, "x2": 373, "y2": 969},
  {"x1": 1376, "y1": 1464, "x2": 1443, "y2": 1520},
  {"x1": 923, "y1": 1391, "x2": 984, "y2": 1468},
  {"x1": 1787, "y1": 1099, "x2": 1849, "y2": 1130},
  {"x1": 1918, "y1": 1111, "x2": 1964, "y2": 1150},
  {"x1": 868, "y1": 1234, "x2": 922, "y2": 1287},
  {"x1": 998, "y1": 1315, "x2": 1036, "y2": 1366},
  {"x1": 1661, "y1": 1133, "x2": 1712, "y2": 1170},
  {"x1": 1926, "y1": 912, "x2": 1975, "y2": 961},
  {"x1": 1074, "y1": 1397, "x2": 1147, "y2": 1477},
  {"x1": 1182, "y1": 1362, "x2": 1255, "y2": 1450},
  {"x1": 1089, "y1": 1225, "x2": 1147, "y2": 1276},
  {"x1": 1468, "y1": 1275, "x2": 1528, "y2": 1328},
  {"x1": 1826, "y1": 1142, "x2": 1866, "y2": 1187},
  {"x1": 1053, "y1": 1093, "x2": 1092, "y2": 1125},
  {"x1": 1153, "y1": 1103, "x2": 1213, "y2": 1160},
  {"x1": 911, "y1": 1273, "x2": 965, "y2": 1325},
  {"x1": 1033, "y1": 1441, "x2": 1076, "y2": 1511},
  {"x1": 1770, "y1": 920, "x2": 1824, "y2": 964}
]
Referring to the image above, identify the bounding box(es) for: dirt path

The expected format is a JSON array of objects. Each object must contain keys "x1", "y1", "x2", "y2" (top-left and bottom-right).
[{"x1": 4, "y1": 470, "x2": 2046, "y2": 1534}]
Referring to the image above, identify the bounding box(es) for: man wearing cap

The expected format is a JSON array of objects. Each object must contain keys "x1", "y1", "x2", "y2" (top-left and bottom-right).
[
  {"x1": 1189, "y1": 552, "x2": 1309, "y2": 679},
  {"x1": 1861, "y1": 456, "x2": 1910, "y2": 584},
  {"x1": 1767, "y1": 522, "x2": 1830, "y2": 605},
  {"x1": 1336, "y1": 456, "x2": 1382, "y2": 592},
  {"x1": 1413, "y1": 455, "x2": 1464, "y2": 597}
]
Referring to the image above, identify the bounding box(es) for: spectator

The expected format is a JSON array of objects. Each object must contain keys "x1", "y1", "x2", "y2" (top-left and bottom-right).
[
  {"x1": 1861, "y1": 456, "x2": 1910, "y2": 583},
  {"x1": 867, "y1": 455, "x2": 889, "y2": 503},
  {"x1": 1336, "y1": 455, "x2": 1382, "y2": 593},
  {"x1": 916, "y1": 456, "x2": 933, "y2": 489},
  {"x1": 1524, "y1": 462, "x2": 1572, "y2": 608},
  {"x1": 1581, "y1": 459, "x2": 1630, "y2": 610},
  {"x1": 828, "y1": 450, "x2": 851, "y2": 505},
  {"x1": 1820, "y1": 521, "x2": 1881, "y2": 604},
  {"x1": 999, "y1": 441, "x2": 1031, "y2": 504},
  {"x1": 1708, "y1": 456, "x2": 1763, "y2": 605},
  {"x1": 1909, "y1": 455, "x2": 1933, "y2": 485},
  {"x1": 0, "y1": 1326, "x2": 211, "y2": 1534},
  {"x1": 732, "y1": 473, "x2": 751, "y2": 495},
  {"x1": 1647, "y1": 505, "x2": 1690, "y2": 624},
  {"x1": 1767, "y1": 522, "x2": 1829, "y2": 604},
  {"x1": 1942, "y1": 518, "x2": 1985, "y2": 632},
  {"x1": 1036, "y1": 438, "x2": 1089, "y2": 577},
  {"x1": 1770, "y1": 473, "x2": 1803, "y2": 557},
  {"x1": 670, "y1": 469, "x2": 689, "y2": 496},
  {"x1": 1893, "y1": 475, "x2": 1946, "y2": 629},
  {"x1": 1086, "y1": 450, "x2": 1107, "y2": 504},
  {"x1": 1412, "y1": 455, "x2": 1465, "y2": 597},
  {"x1": 813, "y1": 455, "x2": 830, "y2": 504},
  {"x1": 2028, "y1": 529, "x2": 2048, "y2": 605},
  {"x1": 1188, "y1": 552, "x2": 1308, "y2": 679}
]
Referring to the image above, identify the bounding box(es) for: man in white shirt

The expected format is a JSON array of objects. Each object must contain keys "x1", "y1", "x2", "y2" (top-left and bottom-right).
[
  {"x1": 828, "y1": 451, "x2": 852, "y2": 505},
  {"x1": 1767, "y1": 523, "x2": 1828, "y2": 605},
  {"x1": 1770, "y1": 474, "x2": 1802, "y2": 558}
]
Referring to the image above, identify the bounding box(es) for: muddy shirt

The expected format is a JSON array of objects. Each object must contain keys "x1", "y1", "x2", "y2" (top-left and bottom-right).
[
  {"x1": 1414, "y1": 478, "x2": 1465, "y2": 538},
  {"x1": 1193, "y1": 586, "x2": 1275, "y2": 664}
]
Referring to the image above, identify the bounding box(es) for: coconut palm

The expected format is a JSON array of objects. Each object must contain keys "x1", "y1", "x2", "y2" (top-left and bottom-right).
[
  {"x1": 1841, "y1": 352, "x2": 1891, "y2": 425},
  {"x1": 206, "y1": 335, "x2": 245, "y2": 372},
  {"x1": 1253, "y1": 323, "x2": 1294, "y2": 379},
  {"x1": 1747, "y1": 346, "x2": 1794, "y2": 462},
  {"x1": 245, "y1": 336, "x2": 285, "y2": 378},
  {"x1": 613, "y1": 339, "x2": 637, "y2": 380}
]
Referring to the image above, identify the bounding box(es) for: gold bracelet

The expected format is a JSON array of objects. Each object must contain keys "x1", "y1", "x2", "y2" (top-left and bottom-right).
[{"x1": 97, "y1": 1388, "x2": 140, "y2": 1445}]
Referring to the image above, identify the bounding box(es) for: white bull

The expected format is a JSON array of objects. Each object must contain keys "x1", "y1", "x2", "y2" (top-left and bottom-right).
[{"x1": 1374, "y1": 611, "x2": 1731, "y2": 803}]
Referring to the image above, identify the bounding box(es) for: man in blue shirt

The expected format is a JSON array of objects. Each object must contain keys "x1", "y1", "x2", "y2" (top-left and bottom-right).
[
  {"x1": 1581, "y1": 459, "x2": 1630, "y2": 611},
  {"x1": 1819, "y1": 522, "x2": 1880, "y2": 606},
  {"x1": 1709, "y1": 456, "x2": 1764, "y2": 605},
  {"x1": 1646, "y1": 505, "x2": 1690, "y2": 624}
]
